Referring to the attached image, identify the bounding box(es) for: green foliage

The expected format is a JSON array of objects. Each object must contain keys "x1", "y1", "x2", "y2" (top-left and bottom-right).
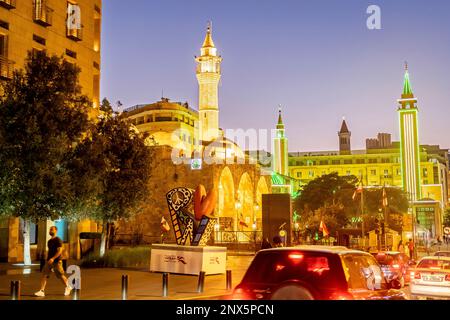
[
  {"x1": 295, "y1": 173, "x2": 410, "y2": 236},
  {"x1": 68, "y1": 98, "x2": 153, "y2": 222},
  {"x1": 0, "y1": 51, "x2": 92, "y2": 221},
  {"x1": 81, "y1": 246, "x2": 151, "y2": 268},
  {"x1": 444, "y1": 208, "x2": 450, "y2": 227}
]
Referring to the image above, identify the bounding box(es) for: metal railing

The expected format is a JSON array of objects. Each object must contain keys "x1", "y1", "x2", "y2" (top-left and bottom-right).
[
  {"x1": 33, "y1": 0, "x2": 53, "y2": 26},
  {"x1": 0, "y1": 0, "x2": 16, "y2": 9},
  {"x1": 67, "y1": 26, "x2": 83, "y2": 41},
  {"x1": 0, "y1": 56, "x2": 14, "y2": 80}
]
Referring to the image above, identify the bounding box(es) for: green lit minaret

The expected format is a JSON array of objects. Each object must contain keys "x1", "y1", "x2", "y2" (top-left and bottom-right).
[
  {"x1": 398, "y1": 63, "x2": 421, "y2": 201},
  {"x1": 273, "y1": 107, "x2": 289, "y2": 176}
]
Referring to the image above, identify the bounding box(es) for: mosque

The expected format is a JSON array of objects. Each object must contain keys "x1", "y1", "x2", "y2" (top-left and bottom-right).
[{"x1": 119, "y1": 24, "x2": 272, "y2": 244}]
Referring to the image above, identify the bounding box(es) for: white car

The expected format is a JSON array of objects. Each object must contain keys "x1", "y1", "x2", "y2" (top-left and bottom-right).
[{"x1": 410, "y1": 256, "x2": 450, "y2": 299}]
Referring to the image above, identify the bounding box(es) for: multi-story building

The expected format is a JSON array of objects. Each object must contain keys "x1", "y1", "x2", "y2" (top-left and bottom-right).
[
  {"x1": 0, "y1": 0, "x2": 102, "y2": 263},
  {"x1": 0, "y1": 0, "x2": 101, "y2": 109}
]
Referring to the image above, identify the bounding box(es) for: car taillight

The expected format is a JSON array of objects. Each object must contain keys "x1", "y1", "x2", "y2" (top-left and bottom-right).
[
  {"x1": 232, "y1": 287, "x2": 247, "y2": 300},
  {"x1": 288, "y1": 253, "x2": 304, "y2": 263},
  {"x1": 331, "y1": 292, "x2": 354, "y2": 300},
  {"x1": 445, "y1": 275, "x2": 450, "y2": 282}
]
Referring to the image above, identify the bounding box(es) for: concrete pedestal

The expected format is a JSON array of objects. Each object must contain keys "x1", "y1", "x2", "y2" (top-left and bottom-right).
[{"x1": 150, "y1": 244, "x2": 227, "y2": 275}]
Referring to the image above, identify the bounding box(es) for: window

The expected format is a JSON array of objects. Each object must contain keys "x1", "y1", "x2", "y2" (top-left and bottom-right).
[
  {"x1": 319, "y1": 160, "x2": 328, "y2": 165},
  {"x1": 0, "y1": 0, "x2": 16, "y2": 10},
  {"x1": 370, "y1": 170, "x2": 376, "y2": 176},
  {"x1": 33, "y1": 34, "x2": 46, "y2": 45},
  {"x1": 381, "y1": 158, "x2": 390, "y2": 163},
  {"x1": 54, "y1": 220, "x2": 69, "y2": 242},
  {"x1": 346, "y1": 170, "x2": 351, "y2": 176},
  {"x1": 0, "y1": 20, "x2": 9, "y2": 30},
  {"x1": 331, "y1": 160, "x2": 340, "y2": 165},
  {"x1": 423, "y1": 168, "x2": 428, "y2": 177},
  {"x1": 344, "y1": 159, "x2": 353, "y2": 165},
  {"x1": 369, "y1": 158, "x2": 378, "y2": 164},
  {"x1": 67, "y1": 3, "x2": 83, "y2": 41},
  {"x1": 93, "y1": 61, "x2": 100, "y2": 70},
  {"x1": 342, "y1": 254, "x2": 386, "y2": 290},
  {"x1": 396, "y1": 169, "x2": 401, "y2": 176},
  {"x1": 384, "y1": 170, "x2": 389, "y2": 177},
  {"x1": 356, "y1": 159, "x2": 365, "y2": 164},
  {"x1": 33, "y1": 0, "x2": 53, "y2": 27},
  {"x1": 308, "y1": 170, "x2": 314, "y2": 178},
  {"x1": 19, "y1": 219, "x2": 38, "y2": 245},
  {"x1": 65, "y1": 49, "x2": 77, "y2": 59},
  {"x1": 296, "y1": 172, "x2": 302, "y2": 178}
]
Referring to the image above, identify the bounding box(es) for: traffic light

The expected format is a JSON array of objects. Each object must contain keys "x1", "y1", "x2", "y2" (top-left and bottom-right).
[{"x1": 374, "y1": 218, "x2": 380, "y2": 234}]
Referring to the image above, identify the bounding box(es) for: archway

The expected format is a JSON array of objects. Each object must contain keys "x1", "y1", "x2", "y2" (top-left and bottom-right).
[
  {"x1": 237, "y1": 173, "x2": 254, "y2": 238},
  {"x1": 217, "y1": 167, "x2": 235, "y2": 233}
]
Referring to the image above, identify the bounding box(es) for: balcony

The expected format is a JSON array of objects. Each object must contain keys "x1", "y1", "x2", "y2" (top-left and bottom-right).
[
  {"x1": 66, "y1": 26, "x2": 83, "y2": 41},
  {"x1": 33, "y1": 0, "x2": 53, "y2": 27},
  {"x1": 0, "y1": 0, "x2": 16, "y2": 10},
  {"x1": 0, "y1": 56, "x2": 14, "y2": 80}
]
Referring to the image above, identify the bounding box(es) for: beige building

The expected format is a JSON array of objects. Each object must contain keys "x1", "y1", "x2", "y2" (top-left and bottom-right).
[
  {"x1": 0, "y1": 0, "x2": 101, "y2": 109},
  {"x1": 0, "y1": 0, "x2": 102, "y2": 263}
]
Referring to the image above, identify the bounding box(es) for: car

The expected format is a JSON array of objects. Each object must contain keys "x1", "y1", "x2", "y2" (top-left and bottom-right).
[
  {"x1": 372, "y1": 251, "x2": 412, "y2": 287},
  {"x1": 233, "y1": 246, "x2": 406, "y2": 300},
  {"x1": 410, "y1": 256, "x2": 450, "y2": 300},
  {"x1": 434, "y1": 251, "x2": 450, "y2": 258}
]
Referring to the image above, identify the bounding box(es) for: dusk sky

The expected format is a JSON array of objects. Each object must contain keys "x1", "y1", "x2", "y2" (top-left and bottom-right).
[{"x1": 101, "y1": 0, "x2": 450, "y2": 152}]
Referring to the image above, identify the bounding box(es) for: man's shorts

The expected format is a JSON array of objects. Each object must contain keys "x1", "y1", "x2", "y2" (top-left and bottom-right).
[{"x1": 42, "y1": 261, "x2": 65, "y2": 279}]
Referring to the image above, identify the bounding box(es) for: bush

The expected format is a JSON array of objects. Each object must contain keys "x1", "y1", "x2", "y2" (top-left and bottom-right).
[{"x1": 81, "y1": 246, "x2": 151, "y2": 269}]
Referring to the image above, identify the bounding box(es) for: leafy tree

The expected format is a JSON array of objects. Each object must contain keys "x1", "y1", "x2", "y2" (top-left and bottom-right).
[
  {"x1": 444, "y1": 208, "x2": 450, "y2": 228},
  {"x1": 295, "y1": 173, "x2": 359, "y2": 237},
  {"x1": 69, "y1": 99, "x2": 153, "y2": 255},
  {"x1": 0, "y1": 51, "x2": 93, "y2": 264}
]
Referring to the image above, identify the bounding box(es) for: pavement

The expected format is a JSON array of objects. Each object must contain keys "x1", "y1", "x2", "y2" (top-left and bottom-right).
[{"x1": 0, "y1": 255, "x2": 254, "y2": 300}]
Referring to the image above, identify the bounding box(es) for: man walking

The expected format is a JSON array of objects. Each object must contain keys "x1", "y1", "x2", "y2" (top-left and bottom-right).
[{"x1": 34, "y1": 226, "x2": 72, "y2": 297}]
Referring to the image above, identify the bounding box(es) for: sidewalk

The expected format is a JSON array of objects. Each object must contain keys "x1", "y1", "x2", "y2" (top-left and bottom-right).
[{"x1": 0, "y1": 256, "x2": 253, "y2": 300}]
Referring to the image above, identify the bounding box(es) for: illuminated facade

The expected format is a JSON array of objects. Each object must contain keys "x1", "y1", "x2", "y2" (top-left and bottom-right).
[
  {"x1": 0, "y1": 0, "x2": 101, "y2": 111},
  {"x1": 273, "y1": 109, "x2": 289, "y2": 177}
]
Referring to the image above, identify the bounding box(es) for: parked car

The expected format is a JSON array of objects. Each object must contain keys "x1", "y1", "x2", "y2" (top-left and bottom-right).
[
  {"x1": 410, "y1": 256, "x2": 450, "y2": 299},
  {"x1": 434, "y1": 251, "x2": 450, "y2": 258},
  {"x1": 233, "y1": 246, "x2": 406, "y2": 300},
  {"x1": 372, "y1": 251, "x2": 412, "y2": 287}
]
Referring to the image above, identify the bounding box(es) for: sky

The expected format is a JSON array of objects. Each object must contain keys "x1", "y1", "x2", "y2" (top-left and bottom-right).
[{"x1": 101, "y1": 0, "x2": 450, "y2": 152}]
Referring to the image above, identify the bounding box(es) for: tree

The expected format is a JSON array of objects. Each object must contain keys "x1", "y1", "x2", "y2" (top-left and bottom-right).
[
  {"x1": 444, "y1": 208, "x2": 450, "y2": 228},
  {"x1": 294, "y1": 173, "x2": 359, "y2": 238},
  {"x1": 69, "y1": 99, "x2": 153, "y2": 256},
  {"x1": 0, "y1": 51, "x2": 92, "y2": 265}
]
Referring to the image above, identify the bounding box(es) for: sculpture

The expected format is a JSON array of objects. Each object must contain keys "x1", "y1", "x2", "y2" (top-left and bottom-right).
[{"x1": 166, "y1": 185, "x2": 217, "y2": 246}]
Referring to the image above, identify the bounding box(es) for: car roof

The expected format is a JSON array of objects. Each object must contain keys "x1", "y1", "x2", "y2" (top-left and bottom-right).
[
  {"x1": 260, "y1": 245, "x2": 369, "y2": 255},
  {"x1": 419, "y1": 256, "x2": 450, "y2": 261},
  {"x1": 435, "y1": 251, "x2": 450, "y2": 254},
  {"x1": 374, "y1": 251, "x2": 402, "y2": 255}
]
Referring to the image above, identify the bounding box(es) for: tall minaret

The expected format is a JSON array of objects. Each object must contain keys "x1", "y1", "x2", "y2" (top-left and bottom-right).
[
  {"x1": 398, "y1": 63, "x2": 421, "y2": 201},
  {"x1": 195, "y1": 22, "x2": 222, "y2": 142},
  {"x1": 338, "y1": 118, "x2": 351, "y2": 155},
  {"x1": 273, "y1": 107, "x2": 289, "y2": 176}
]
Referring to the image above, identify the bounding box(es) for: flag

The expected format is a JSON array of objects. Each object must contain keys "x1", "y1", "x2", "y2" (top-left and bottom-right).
[
  {"x1": 382, "y1": 187, "x2": 388, "y2": 207},
  {"x1": 161, "y1": 216, "x2": 170, "y2": 233},
  {"x1": 319, "y1": 220, "x2": 330, "y2": 237},
  {"x1": 352, "y1": 184, "x2": 363, "y2": 200}
]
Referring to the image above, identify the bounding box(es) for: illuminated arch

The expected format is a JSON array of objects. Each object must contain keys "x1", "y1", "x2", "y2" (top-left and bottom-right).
[
  {"x1": 218, "y1": 167, "x2": 235, "y2": 231},
  {"x1": 255, "y1": 177, "x2": 269, "y2": 230},
  {"x1": 237, "y1": 172, "x2": 254, "y2": 233}
]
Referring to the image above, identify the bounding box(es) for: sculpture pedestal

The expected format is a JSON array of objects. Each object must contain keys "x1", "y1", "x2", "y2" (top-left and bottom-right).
[{"x1": 150, "y1": 244, "x2": 227, "y2": 275}]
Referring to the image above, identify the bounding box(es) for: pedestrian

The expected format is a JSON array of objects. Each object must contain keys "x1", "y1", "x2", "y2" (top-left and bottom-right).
[
  {"x1": 261, "y1": 238, "x2": 272, "y2": 250},
  {"x1": 272, "y1": 235, "x2": 284, "y2": 248},
  {"x1": 407, "y1": 238, "x2": 414, "y2": 260},
  {"x1": 34, "y1": 226, "x2": 72, "y2": 297},
  {"x1": 397, "y1": 240, "x2": 405, "y2": 253}
]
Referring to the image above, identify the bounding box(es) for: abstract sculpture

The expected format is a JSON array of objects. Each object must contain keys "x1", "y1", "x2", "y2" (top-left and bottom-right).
[{"x1": 166, "y1": 185, "x2": 217, "y2": 246}]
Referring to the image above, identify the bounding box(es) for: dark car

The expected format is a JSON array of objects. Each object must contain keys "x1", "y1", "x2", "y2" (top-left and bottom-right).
[
  {"x1": 434, "y1": 251, "x2": 450, "y2": 258},
  {"x1": 372, "y1": 251, "x2": 412, "y2": 287},
  {"x1": 233, "y1": 246, "x2": 405, "y2": 300}
]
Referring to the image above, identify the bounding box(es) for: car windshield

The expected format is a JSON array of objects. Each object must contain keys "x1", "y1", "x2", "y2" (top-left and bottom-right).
[
  {"x1": 341, "y1": 254, "x2": 388, "y2": 290},
  {"x1": 417, "y1": 259, "x2": 450, "y2": 270},
  {"x1": 241, "y1": 250, "x2": 347, "y2": 289}
]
